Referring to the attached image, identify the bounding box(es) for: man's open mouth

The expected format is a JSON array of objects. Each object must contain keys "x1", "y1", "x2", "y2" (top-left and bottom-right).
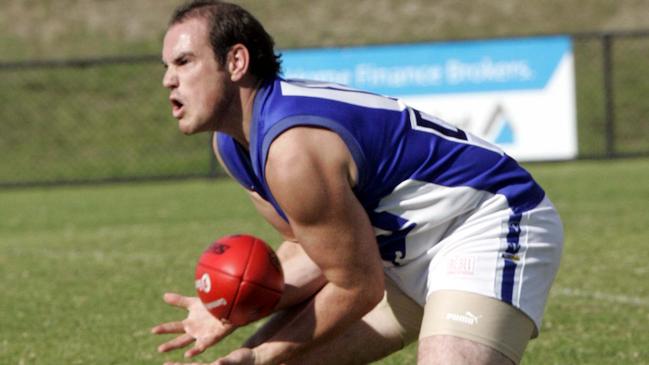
[{"x1": 170, "y1": 97, "x2": 185, "y2": 118}]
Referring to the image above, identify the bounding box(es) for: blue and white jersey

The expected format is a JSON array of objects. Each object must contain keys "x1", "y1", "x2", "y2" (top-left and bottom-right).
[{"x1": 216, "y1": 78, "x2": 545, "y2": 266}]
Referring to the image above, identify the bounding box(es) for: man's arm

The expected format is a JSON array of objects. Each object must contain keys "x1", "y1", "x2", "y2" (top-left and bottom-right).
[
  {"x1": 250, "y1": 126, "x2": 385, "y2": 364},
  {"x1": 247, "y1": 191, "x2": 327, "y2": 310},
  {"x1": 151, "y1": 136, "x2": 329, "y2": 361},
  {"x1": 215, "y1": 134, "x2": 327, "y2": 309}
]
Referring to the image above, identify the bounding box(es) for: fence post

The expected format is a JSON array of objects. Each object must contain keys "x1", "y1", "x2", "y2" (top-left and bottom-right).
[{"x1": 602, "y1": 33, "x2": 616, "y2": 158}]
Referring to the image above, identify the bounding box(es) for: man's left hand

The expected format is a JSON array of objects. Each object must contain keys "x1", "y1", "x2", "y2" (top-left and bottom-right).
[
  {"x1": 162, "y1": 348, "x2": 256, "y2": 365},
  {"x1": 213, "y1": 348, "x2": 256, "y2": 365}
]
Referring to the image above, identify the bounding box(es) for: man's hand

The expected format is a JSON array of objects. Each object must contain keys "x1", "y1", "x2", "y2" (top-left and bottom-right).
[
  {"x1": 151, "y1": 293, "x2": 237, "y2": 358},
  {"x1": 159, "y1": 348, "x2": 256, "y2": 365},
  {"x1": 213, "y1": 348, "x2": 256, "y2": 365}
]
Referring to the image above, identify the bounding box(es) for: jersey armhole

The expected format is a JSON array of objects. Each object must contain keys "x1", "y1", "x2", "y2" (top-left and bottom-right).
[
  {"x1": 260, "y1": 115, "x2": 368, "y2": 191},
  {"x1": 215, "y1": 133, "x2": 259, "y2": 192},
  {"x1": 212, "y1": 133, "x2": 237, "y2": 181}
]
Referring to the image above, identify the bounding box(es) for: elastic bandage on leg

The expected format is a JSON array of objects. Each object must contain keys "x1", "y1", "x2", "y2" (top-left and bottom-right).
[{"x1": 420, "y1": 290, "x2": 535, "y2": 364}]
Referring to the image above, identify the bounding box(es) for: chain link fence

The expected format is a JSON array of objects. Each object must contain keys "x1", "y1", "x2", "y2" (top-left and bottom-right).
[
  {"x1": 1, "y1": 31, "x2": 649, "y2": 187},
  {"x1": 573, "y1": 31, "x2": 649, "y2": 158},
  {"x1": 0, "y1": 57, "x2": 215, "y2": 186}
]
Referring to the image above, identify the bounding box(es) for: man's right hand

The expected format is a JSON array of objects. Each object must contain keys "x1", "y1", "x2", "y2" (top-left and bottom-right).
[{"x1": 151, "y1": 293, "x2": 236, "y2": 358}]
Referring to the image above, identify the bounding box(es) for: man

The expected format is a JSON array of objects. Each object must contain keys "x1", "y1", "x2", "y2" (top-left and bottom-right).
[{"x1": 152, "y1": 1, "x2": 564, "y2": 364}]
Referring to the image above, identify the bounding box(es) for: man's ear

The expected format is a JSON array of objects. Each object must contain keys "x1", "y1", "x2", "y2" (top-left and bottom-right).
[{"x1": 227, "y1": 44, "x2": 250, "y2": 82}]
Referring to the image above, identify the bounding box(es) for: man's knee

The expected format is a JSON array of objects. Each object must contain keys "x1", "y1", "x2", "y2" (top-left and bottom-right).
[{"x1": 276, "y1": 240, "x2": 303, "y2": 261}]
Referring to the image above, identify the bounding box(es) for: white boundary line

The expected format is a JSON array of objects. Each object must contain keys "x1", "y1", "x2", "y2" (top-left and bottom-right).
[{"x1": 552, "y1": 287, "x2": 649, "y2": 308}]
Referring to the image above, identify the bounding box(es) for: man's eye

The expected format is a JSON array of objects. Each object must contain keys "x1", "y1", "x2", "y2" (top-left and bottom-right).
[{"x1": 178, "y1": 58, "x2": 188, "y2": 65}]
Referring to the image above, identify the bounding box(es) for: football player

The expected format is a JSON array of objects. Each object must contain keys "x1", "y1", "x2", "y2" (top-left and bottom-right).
[{"x1": 152, "y1": 1, "x2": 563, "y2": 364}]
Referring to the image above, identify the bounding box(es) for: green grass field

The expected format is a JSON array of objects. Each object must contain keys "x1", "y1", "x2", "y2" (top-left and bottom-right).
[
  {"x1": 1, "y1": 157, "x2": 648, "y2": 364},
  {"x1": 2, "y1": 1, "x2": 649, "y2": 363}
]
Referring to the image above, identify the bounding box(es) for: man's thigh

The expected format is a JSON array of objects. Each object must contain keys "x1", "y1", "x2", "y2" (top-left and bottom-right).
[
  {"x1": 286, "y1": 277, "x2": 422, "y2": 365},
  {"x1": 418, "y1": 290, "x2": 535, "y2": 364},
  {"x1": 423, "y1": 196, "x2": 564, "y2": 335},
  {"x1": 418, "y1": 335, "x2": 515, "y2": 365},
  {"x1": 388, "y1": 196, "x2": 562, "y2": 364}
]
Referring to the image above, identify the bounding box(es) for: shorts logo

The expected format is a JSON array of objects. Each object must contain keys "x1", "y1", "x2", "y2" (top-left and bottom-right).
[
  {"x1": 445, "y1": 311, "x2": 482, "y2": 326},
  {"x1": 501, "y1": 252, "x2": 520, "y2": 261},
  {"x1": 446, "y1": 255, "x2": 476, "y2": 276}
]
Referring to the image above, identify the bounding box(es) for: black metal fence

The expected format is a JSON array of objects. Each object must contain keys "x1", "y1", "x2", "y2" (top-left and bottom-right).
[
  {"x1": 572, "y1": 30, "x2": 649, "y2": 159},
  {"x1": 0, "y1": 55, "x2": 215, "y2": 187},
  {"x1": 1, "y1": 31, "x2": 648, "y2": 187}
]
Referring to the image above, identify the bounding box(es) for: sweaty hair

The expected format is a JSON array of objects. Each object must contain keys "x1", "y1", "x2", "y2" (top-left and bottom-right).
[{"x1": 169, "y1": 0, "x2": 281, "y2": 82}]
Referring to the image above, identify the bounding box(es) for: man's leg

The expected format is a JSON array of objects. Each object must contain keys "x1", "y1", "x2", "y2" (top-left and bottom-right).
[
  {"x1": 418, "y1": 335, "x2": 514, "y2": 365},
  {"x1": 416, "y1": 290, "x2": 535, "y2": 365},
  {"x1": 412, "y1": 196, "x2": 563, "y2": 364},
  {"x1": 286, "y1": 299, "x2": 406, "y2": 365},
  {"x1": 246, "y1": 276, "x2": 423, "y2": 365}
]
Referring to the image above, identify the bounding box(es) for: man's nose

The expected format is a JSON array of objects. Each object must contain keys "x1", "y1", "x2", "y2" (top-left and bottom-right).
[{"x1": 162, "y1": 68, "x2": 178, "y2": 89}]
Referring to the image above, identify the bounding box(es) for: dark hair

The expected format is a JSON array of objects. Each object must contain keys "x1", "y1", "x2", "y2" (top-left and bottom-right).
[{"x1": 169, "y1": 0, "x2": 281, "y2": 81}]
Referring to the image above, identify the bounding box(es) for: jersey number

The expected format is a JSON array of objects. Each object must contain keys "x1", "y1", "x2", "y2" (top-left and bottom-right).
[{"x1": 409, "y1": 107, "x2": 468, "y2": 141}]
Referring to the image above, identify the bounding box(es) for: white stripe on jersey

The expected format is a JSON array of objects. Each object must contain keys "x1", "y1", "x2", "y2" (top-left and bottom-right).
[
  {"x1": 281, "y1": 79, "x2": 503, "y2": 154},
  {"x1": 373, "y1": 179, "x2": 496, "y2": 262},
  {"x1": 280, "y1": 80, "x2": 405, "y2": 111}
]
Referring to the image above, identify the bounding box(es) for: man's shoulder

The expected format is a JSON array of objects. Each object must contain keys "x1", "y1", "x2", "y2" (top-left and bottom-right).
[{"x1": 262, "y1": 78, "x2": 402, "y2": 117}]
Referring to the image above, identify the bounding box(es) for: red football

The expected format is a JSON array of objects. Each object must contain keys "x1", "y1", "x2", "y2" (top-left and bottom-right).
[{"x1": 194, "y1": 234, "x2": 284, "y2": 326}]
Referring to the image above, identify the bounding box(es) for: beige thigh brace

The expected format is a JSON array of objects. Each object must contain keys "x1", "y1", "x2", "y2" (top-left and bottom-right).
[
  {"x1": 419, "y1": 290, "x2": 535, "y2": 364},
  {"x1": 381, "y1": 280, "x2": 534, "y2": 364}
]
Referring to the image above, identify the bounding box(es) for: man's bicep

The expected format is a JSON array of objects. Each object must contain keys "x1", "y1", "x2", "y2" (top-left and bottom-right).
[{"x1": 265, "y1": 128, "x2": 383, "y2": 290}]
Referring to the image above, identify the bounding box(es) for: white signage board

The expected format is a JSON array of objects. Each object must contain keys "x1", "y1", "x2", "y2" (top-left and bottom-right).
[{"x1": 282, "y1": 36, "x2": 577, "y2": 161}]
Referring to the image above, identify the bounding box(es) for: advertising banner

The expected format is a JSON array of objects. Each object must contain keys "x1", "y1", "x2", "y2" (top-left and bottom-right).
[{"x1": 281, "y1": 36, "x2": 577, "y2": 161}]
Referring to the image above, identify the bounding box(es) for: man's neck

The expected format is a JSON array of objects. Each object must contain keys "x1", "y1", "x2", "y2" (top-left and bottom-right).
[
  {"x1": 239, "y1": 81, "x2": 259, "y2": 148},
  {"x1": 221, "y1": 77, "x2": 261, "y2": 150}
]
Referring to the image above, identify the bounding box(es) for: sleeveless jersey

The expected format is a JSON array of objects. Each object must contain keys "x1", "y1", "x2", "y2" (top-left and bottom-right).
[{"x1": 216, "y1": 78, "x2": 545, "y2": 266}]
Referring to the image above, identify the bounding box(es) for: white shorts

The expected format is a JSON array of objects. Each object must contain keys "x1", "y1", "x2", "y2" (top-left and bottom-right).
[{"x1": 383, "y1": 195, "x2": 564, "y2": 334}]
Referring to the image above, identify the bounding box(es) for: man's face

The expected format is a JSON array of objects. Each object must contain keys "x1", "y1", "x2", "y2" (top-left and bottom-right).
[{"x1": 162, "y1": 17, "x2": 233, "y2": 134}]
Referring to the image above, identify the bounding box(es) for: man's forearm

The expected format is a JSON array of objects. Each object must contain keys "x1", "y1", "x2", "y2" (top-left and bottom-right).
[
  {"x1": 251, "y1": 280, "x2": 382, "y2": 364},
  {"x1": 274, "y1": 240, "x2": 326, "y2": 311},
  {"x1": 243, "y1": 299, "x2": 311, "y2": 348}
]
